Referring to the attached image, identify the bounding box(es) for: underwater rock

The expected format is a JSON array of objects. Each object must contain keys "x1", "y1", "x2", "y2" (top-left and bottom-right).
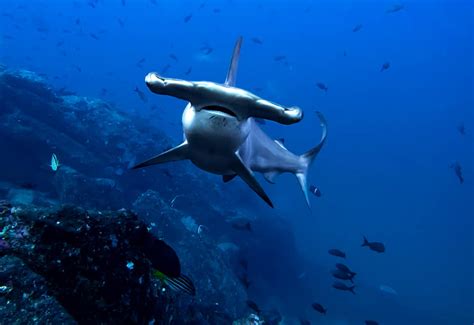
[
  {"x1": 132, "y1": 190, "x2": 248, "y2": 319},
  {"x1": 51, "y1": 165, "x2": 124, "y2": 210},
  {"x1": 0, "y1": 67, "x2": 183, "y2": 209},
  {"x1": 1, "y1": 204, "x2": 161, "y2": 323},
  {"x1": 0, "y1": 199, "x2": 253, "y2": 323},
  {"x1": 0, "y1": 255, "x2": 76, "y2": 324}
]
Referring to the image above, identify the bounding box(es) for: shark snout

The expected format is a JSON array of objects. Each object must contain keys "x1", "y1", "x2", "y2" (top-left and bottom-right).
[
  {"x1": 282, "y1": 106, "x2": 304, "y2": 124},
  {"x1": 145, "y1": 72, "x2": 166, "y2": 92}
]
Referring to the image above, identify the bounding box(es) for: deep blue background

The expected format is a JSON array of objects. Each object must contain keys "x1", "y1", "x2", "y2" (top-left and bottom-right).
[{"x1": 1, "y1": 0, "x2": 472, "y2": 324}]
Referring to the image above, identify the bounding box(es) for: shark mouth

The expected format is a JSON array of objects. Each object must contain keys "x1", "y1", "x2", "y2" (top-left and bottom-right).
[{"x1": 202, "y1": 105, "x2": 237, "y2": 117}]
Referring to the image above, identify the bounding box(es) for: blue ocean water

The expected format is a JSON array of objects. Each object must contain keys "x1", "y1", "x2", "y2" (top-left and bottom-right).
[{"x1": 1, "y1": 0, "x2": 472, "y2": 324}]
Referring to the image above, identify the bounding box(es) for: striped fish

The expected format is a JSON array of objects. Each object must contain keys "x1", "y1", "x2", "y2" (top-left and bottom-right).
[{"x1": 153, "y1": 270, "x2": 196, "y2": 296}]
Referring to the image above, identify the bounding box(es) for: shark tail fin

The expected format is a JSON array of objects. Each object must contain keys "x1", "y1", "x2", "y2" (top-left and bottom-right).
[
  {"x1": 349, "y1": 285, "x2": 356, "y2": 295},
  {"x1": 362, "y1": 236, "x2": 369, "y2": 247},
  {"x1": 224, "y1": 36, "x2": 243, "y2": 87},
  {"x1": 297, "y1": 111, "x2": 328, "y2": 208}
]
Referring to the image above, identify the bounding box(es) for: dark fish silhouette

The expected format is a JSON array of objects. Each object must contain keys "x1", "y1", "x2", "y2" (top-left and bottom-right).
[
  {"x1": 75, "y1": 18, "x2": 80, "y2": 25},
  {"x1": 328, "y1": 249, "x2": 345, "y2": 258},
  {"x1": 335, "y1": 263, "x2": 356, "y2": 277},
  {"x1": 274, "y1": 55, "x2": 286, "y2": 62},
  {"x1": 352, "y1": 24, "x2": 363, "y2": 32},
  {"x1": 36, "y1": 26, "x2": 49, "y2": 33},
  {"x1": 213, "y1": 8, "x2": 221, "y2": 13},
  {"x1": 117, "y1": 18, "x2": 125, "y2": 28},
  {"x1": 134, "y1": 86, "x2": 148, "y2": 103},
  {"x1": 362, "y1": 236, "x2": 385, "y2": 253},
  {"x1": 457, "y1": 123, "x2": 465, "y2": 135},
  {"x1": 121, "y1": 0, "x2": 126, "y2": 6},
  {"x1": 136, "y1": 58, "x2": 146, "y2": 68},
  {"x1": 311, "y1": 303, "x2": 326, "y2": 315},
  {"x1": 146, "y1": 236, "x2": 196, "y2": 296},
  {"x1": 169, "y1": 54, "x2": 178, "y2": 61},
  {"x1": 89, "y1": 33, "x2": 99, "y2": 40},
  {"x1": 88, "y1": 0, "x2": 98, "y2": 8},
  {"x1": 246, "y1": 300, "x2": 260, "y2": 314},
  {"x1": 380, "y1": 61, "x2": 390, "y2": 72},
  {"x1": 316, "y1": 82, "x2": 328, "y2": 93},
  {"x1": 309, "y1": 185, "x2": 321, "y2": 197},
  {"x1": 331, "y1": 269, "x2": 354, "y2": 283},
  {"x1": 72, "y1": 65, "x2": 82, "y2": 72},
  {"x1": 251, "y1": 37, "x2": 263, "y2": 45},
  {"x1": 365, "y1": 321, "x2": 379, "y2": 325},
  {"x1": 386, "y1": 4, "x2": 404, "y2": 13},
  {"x1": 161, "y1": 64, "x2": 171, "y2": 75},
  {"x1": 184, "y1": 14, "x2": 192, "y2": 23},
  {"x1": 332, "y1": 281, "x2": 355, "y2": 294},
  {"x1": 299, "y1": 319, "x2": 311, "y2": 325},
  {"x1": 18, "y1": 182, "x2": 37, "y2": 190},
  {"x1": 450, "y1": 161, "x2": 464, "y2": 184},
  {"x1": 185, "y1": 67, "x2": 192, "y2": 75},
  {"x1": 200, "y1": 45, "x2": 213, "y2": 55},
  {"x1": 232, "y1": 221, "x2": 252, "y2": 232}
]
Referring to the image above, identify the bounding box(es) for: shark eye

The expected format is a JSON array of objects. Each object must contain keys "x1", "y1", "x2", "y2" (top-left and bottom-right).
[{"x1": 202, "y1": 105, "x2": 237, "y2": 117}]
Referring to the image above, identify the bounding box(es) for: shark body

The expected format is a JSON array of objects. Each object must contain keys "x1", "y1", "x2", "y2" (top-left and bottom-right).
[{"x1": 133, "y1": 37, "x2": 327, "y2": 207}]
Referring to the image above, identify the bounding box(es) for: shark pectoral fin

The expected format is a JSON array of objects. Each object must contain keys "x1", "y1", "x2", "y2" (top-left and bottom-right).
[
  {"x1": 263, "y1": 171, "x2": 278, "y2": 184},
  {"x1": 223, "y1": 174, "x2": 237, "y2": 183},
  {"x1": 132, "y1": 142, "x2": 189, "y2": 169},
  {"x1": 296, "y1": 172, "x2": 310, "y2": 208},
  {"x1": 231, "y1": 155, "x2": 274, "y2": 208}
]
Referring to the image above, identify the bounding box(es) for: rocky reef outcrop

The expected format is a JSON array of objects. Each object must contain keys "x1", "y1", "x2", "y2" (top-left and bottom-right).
[
  {"x1": 0, "y1": 65, "x2": 237, "y2": 212},
  {"x1": 0, "y1": 199, "x2": 249, "y2": 324}
]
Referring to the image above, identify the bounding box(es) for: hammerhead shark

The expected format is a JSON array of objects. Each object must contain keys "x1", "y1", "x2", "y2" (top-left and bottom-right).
[{"x1": 133, "y1": 37, "x2": 327, "y2": 208}]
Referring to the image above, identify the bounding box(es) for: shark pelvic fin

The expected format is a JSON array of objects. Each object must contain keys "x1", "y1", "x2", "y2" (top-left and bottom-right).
[
  {"x1": 132, "y1": 142, "x2": 189, "y2": 169},
  {"x1": 263, "y1": 171, "x2": 278, "y2": 184},
  {"x1": 231, "y1": 154, "x2": 273, "y2": 208},
  {"x1": 224, "y1": 36, "x2": 243, "y2": 87}
]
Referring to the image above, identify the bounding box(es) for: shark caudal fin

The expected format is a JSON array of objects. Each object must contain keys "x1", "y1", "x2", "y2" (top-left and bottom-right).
[
  {"x1": 224, "y1": 36, "x2": 243, "y2": 87},
  {"x1": 132, "y1": 142, "x2": 189, "y2": 169},
  {"x1": 296, "y1": 111, "x2": 328, "y2": 207}
]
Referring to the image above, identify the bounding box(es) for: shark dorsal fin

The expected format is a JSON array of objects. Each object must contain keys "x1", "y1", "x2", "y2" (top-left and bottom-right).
[{"x1": 224, "y1": 36, "x2": 243, "y2": 87}]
